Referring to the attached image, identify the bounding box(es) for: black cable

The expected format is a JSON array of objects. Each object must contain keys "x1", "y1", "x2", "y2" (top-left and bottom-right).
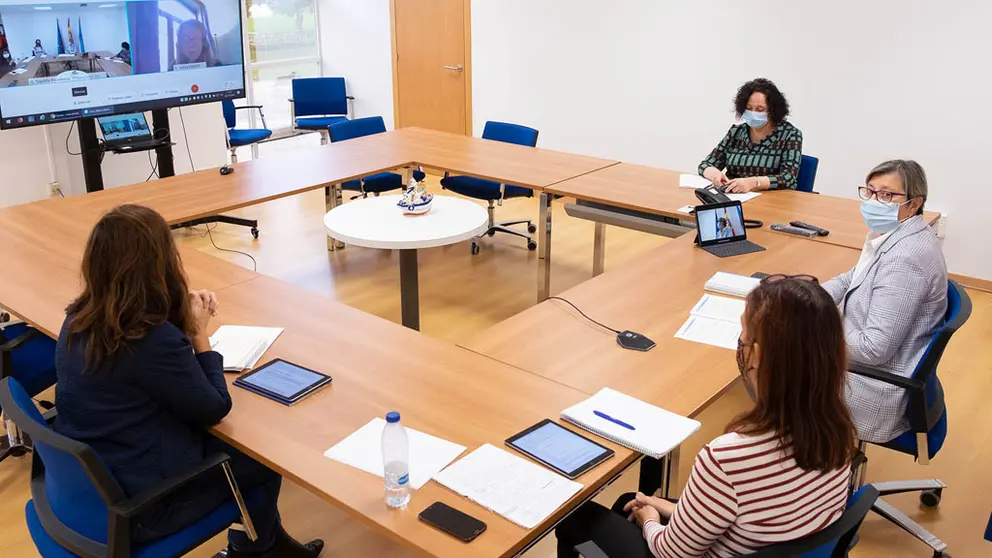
[
  {"x1": 206, "y1": 225, "x2": 257, "y2": 271},
  {"x1": 177, "y1": 107, "x2": 195, "y2": 172},
  {"x1": 547, "y1": 296, "x2": 620, "y2": 334},
  {"x1": 65, "y1": 120, "x2": 80, "y2": 155},
  {"x1": 145, "y1": 150, "x2": 158, "y2": 181}
]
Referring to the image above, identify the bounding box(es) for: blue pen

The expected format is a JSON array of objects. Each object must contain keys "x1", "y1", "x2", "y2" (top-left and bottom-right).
[{"x1": 594, "y1": 410, "x2": 636, "y2": 431}]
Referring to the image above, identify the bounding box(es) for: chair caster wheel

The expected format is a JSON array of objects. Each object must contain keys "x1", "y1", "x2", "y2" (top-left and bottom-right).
[
  {"x1": 471, "y1": 243, "x2": 480, "y2": 255},
  {"x1": 250, "y1": 227, "x2": 259, "y2": 239},
  {"x1": 527, "y1": 240, "x2": 537, "y2": 251},
  {"x1": 527, "y1": 223, "x2": 537, "y2": 233},
  {"x1": 487, "y1": 230, "x2": 496, "y2": 237},
  {"x1": 920, "y1": 488, "x2": 942, "y2": 508}
]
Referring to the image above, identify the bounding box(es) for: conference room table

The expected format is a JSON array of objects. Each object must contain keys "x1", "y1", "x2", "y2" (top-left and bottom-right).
[
  {"x1": 0, "y1": 51, "x2": 129, "y2": 87},
  {"x1": 0, "y1": 127, "x2": 939, "y2": 556}
]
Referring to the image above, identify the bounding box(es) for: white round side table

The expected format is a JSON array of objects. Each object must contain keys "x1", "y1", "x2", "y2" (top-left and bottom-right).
[{"x1": 324, "y1": 194, "x2": 488, "y2": 330}]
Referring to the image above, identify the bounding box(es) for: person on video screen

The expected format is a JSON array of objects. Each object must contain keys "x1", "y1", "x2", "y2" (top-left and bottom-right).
[
  {"x1": 170, "y1": 19, "x2": 219, "y2": 70},
  {"x1": 717, "y1": 217, "x2": 735, "y2": 239},
  {"x1": 114, "y1": 41, "x2": 131, "y2": 65},
  {"x1": 33, "y1": 39, "x2": 47, "y2": 57},
  {"x1": 66, "y1": 38, "x2": 78, "y2": 55}
]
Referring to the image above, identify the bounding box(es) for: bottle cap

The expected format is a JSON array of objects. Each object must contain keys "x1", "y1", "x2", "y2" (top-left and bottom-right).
[{"x1": 386, "y1": 411, "x2": 401, "y2": 423}]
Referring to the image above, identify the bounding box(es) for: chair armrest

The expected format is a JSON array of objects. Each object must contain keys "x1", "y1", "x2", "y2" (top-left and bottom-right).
[
  {"x1": 234, "y1": 105, "x2": 266, "y2": 111},
  {"x1": 0, "y1": 327, "x2": 40, "y2": 353},
  {"x1": 346, "y1": 95, "x2": 355, "y2": 100},
  {"x1": 575, "y1": 541, "x2": 610, "y2": 558},
  {"x1": 848, "y1": 363, "x2": 923, "y2": 392},
  {"x1": 110, "y1": 453, "x2": 230, "y2": 518},
  {"x1": 287, "y1": 98, "x2": 295, "y2": 103},
  {"x1": 235, "y1": 105, "x2": 267, "y2": 129}
]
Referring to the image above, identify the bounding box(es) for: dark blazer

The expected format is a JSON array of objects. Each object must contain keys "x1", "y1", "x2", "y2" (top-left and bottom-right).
[{"x1": 54, "y1": 316, "x2": 231, "y2": 496}]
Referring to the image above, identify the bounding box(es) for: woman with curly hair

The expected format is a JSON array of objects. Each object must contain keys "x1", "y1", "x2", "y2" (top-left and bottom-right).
[{"x1": 698, "y1": 78, "x2": 803, "y2": 192}]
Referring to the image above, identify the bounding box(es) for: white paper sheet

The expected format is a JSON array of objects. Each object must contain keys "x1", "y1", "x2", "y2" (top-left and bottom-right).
[
  {"x1": 674, "y1": 315, "x2": 742, "y2": 350},
  {"x1": 727, "y1": 192, "x2": 762, "y2": 203},
  {"x1": 690, "y1": 294, "x2": 746, "y2": 323},
  {"x1": 209, "y1": 325, "x2": 284, "y2": 371},
  {"x1": 324, "y1": 418, "x2": 466, "y2": 490},
  {"x1": 676, "y1": 204, "x2": 695, "y2": 215},
  {"x1": 679, "y1": 174, "x2": 712, "y2": 189},
  {"x1": 433, "y1": 444, "x2": 583, "y2": 529},
  {"x1": 704, "y1": 272, "x2": 761, "y2": 298}
]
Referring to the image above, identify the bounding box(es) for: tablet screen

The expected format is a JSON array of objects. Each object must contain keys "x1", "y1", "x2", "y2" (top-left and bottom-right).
[
  {"x1": 238, "y1": 360, "x2": 327, "y2": 400},
  {"x1": 508, "y1": 421, "x2": 612, "y2": 477},
  {"x1": 696, "y1": 203, "x2": 746, "y2": 244}
]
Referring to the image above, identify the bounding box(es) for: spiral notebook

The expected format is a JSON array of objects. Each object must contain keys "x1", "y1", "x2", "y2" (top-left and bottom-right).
[{"x1": 560, "y1": 388, "x2": 701, "y2": 460}]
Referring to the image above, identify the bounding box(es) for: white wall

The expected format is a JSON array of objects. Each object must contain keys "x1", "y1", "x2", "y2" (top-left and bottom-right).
[
  {"x1": 317, "y1": 0, "x2": 394, "y2": 127},
  {"x1": 2, "y1": 6, "x2": 128, "y2": 59},
  {"x1": 472, "y1": 0, "x2": 992, "y2": 280}
]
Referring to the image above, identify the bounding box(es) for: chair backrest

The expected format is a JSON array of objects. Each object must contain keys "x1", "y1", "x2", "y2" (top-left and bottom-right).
[
  {"x1": 291, "y1": 77, "x2": 348, "y2": 117},
  {"x1": 908, "y1": 280, "x2": 972, "y2": 430},
  {"x1": 481, "y1": 121, "x2": 539, "y2": 147},
  {"x1": 328, "y1": 116, "x2": 387, "y2": 143},
  {"x1": 741, "y1": 485, "x2": 879, "y2": 558},
  {"x1": 796, "y1": 154, "x2": 819, "y2": 193},
  {"x1": 222, "y1": 99, "x2": 236, "y2": 129},
  {"x1": 0, "y1": 377, "x2": 126, "y2": 556}
]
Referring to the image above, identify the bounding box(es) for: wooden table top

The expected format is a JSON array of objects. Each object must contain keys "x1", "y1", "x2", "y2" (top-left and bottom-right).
[
  {"x1": 460, "y1": 229, "x2": 861, "y2": 418},
  {"x1": 399, "y1": 127, "x2": 620, "y2": 190},
  {"x1": 546, "y1": 162, "x2": 940, "y2": 251},
  {"x1": 209, "y1": 275, "x2": 637, "y2": 558}
]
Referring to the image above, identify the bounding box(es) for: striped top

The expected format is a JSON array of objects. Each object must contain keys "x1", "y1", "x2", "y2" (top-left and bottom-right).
[
  {"x1": 644, "y1": 431, "x2": 850, "y2": 558},
  {"x1": 697, "y1": 122, "x2": 803, "y2": 190}
]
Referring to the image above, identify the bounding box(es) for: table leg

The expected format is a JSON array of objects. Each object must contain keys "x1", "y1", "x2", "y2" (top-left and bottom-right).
[
  {"x1": 593, "y1": 222, "x2": 606, "y2": 276},
  {"x1": 399, "y1": 249, "x2": 420, "y2": 331},
  {"x1": 638, "y1": 445, "x2": 682, "y2": 498},
  {"x1": 537, "y1": 192, "x2": 552, "y2": 302},
  {"x1": 403, "y1": 166, "x2": 413, "y2": 186},
  {"x1": 325, "y1": 184, "x2": 345, "y2": 251}
]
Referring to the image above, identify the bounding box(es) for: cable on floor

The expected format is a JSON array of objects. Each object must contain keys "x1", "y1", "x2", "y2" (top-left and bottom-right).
[{"x1": 206, "y1": 225, "x2": 257, "y2": 272}]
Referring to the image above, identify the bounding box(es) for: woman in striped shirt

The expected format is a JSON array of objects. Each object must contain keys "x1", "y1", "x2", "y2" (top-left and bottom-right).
[
  {"x1": 699, "y1": 78, "x2": 803, "y2": 192},
  {"x1": 555, "y1": 277, "x2": 857, "y2": 558}
]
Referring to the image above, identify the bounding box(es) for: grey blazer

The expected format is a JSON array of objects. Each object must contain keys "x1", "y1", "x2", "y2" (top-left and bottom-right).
[{"x1": 822, "y1": 215, "x2": 947, "y2": 444}]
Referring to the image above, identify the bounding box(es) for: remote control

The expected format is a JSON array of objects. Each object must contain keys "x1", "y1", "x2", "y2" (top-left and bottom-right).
[
  {"x1": 789, "y1": 221, "x2": 830, "y2": 236},
  {"x1": 771, "y1": 223, "x2": 818, "y2": 238}
]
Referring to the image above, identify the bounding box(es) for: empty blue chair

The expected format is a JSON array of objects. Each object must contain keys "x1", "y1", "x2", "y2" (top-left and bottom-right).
[
  {"x1": 222, "y1": 99, "x2": 272, "y2": 164},
  {"x1": 849, "y1": 280, "x2": 971, "y2": 558},
  {"x1": 797, "y1": 154, "x2": 819, "y2": 193},
  {"x1": 328, "y1": 116, "x2": 425, "y2": 197},
  {"x1": 290, "y1": 77, "x2": 352, "y2": 143},
  {"x1": 0, "y1": 376, "x2": 264, "y2": 558},
  {"x1": 575, "y1": 486, "x2": 879, "y2": 558},
  {"x1": 440, "y1": 121, "x2": 539, "y2": 254},
  {"x1": 1, "y1": 322, "x2": 56, "y2": 463}
]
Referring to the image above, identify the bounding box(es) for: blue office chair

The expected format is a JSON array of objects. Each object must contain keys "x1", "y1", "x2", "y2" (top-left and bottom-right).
[
  {"x1": 575, "y1": 486, "x2": 879, "y2": 558},
  {"x1": 1, "y1": 322, "x2": 56, "y2": 464},
  {"x1": 0, "y1": 376, "x2": 264, "y2": 558},
  {"x1": 290, "y1": 77, "x2": 352, "y2": 144},
  {"x1": 440, "y1": 121, "x2": 540, "y2": 254},
  {"x1": 849, "y1": 280, "x2": 971, "y2": 558},
  {"x1": 222, "y1": 99, "x2": 272, "y2": 164},
  {"x1": 797, "y1": 154, "x2": 819, "y2": 193},
  {"x1": 986, "y1": 511, "x2": 992, "y2": 543},
  {"x1": 328, "y1": 116, "x2": 425, "y2": 197}
]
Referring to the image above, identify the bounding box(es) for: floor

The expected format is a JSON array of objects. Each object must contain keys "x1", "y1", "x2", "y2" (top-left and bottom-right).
[{"x1": 1, "y1": 176, "x2": 989, "y2": 557}]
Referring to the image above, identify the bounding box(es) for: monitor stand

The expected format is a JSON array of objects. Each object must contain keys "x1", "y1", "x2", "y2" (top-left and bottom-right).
[{"x1": 76, "y1": 108, "x2": 258, "y2": 238}]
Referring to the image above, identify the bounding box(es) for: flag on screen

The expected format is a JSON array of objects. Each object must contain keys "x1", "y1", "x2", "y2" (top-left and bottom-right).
[
  {"x1": 66, "y1": 18, "x2": 73, "y2": 50},
  {"x1": 77, "y1": 18, "x2": 85, "y2": 53},
  {"x1": 57, "y1": 20, "x2": 65, "y2": 54}
]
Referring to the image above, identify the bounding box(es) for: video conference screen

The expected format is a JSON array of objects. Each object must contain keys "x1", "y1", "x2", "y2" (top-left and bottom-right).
[
  {"x1": 0, "y1": 0, "x2": 245, "y2": 130},
  {"x1": 696, "y1": 204, "x2": 746, "y2": 243}
]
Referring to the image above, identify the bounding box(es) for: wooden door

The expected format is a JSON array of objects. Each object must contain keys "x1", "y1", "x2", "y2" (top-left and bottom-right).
[{"x1": 392, "y1": 0, "x2": 470, "y2": 134}]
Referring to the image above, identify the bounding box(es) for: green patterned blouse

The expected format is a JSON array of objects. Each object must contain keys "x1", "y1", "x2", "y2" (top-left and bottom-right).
[{"x1": 697, "y1": 122, "x2": 803, "y2": 190}]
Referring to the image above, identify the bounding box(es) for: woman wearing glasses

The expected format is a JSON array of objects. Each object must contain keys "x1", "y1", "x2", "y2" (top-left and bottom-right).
[
  {"x1": 822, "y1": 160, "x2": 947, "y2": 444},
  {"x1": 555, "y1": 277, "x2": 855, "y2": 558}
]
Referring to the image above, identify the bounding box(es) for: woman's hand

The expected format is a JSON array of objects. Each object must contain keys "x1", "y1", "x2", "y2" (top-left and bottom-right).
[
  {"x1": 702, "y1": 166, "x2": 729, "y2": 187},
  {"x1": 189, "y1": 290, "x2": 218, "y2": 352},
  {"x1": 726, "y1": 177, "x2": 762, "y2": 193},
  {"x1": 623, "y1": 492, "x2": 674, "y2": 526}
]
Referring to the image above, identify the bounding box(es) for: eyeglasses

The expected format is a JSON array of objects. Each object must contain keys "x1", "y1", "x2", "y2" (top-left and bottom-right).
[
  {"x1": 858, "y1": 186, "x2": 908, "y2": 204},
  {"x1": 760, "y1": 274, "x2": 819, "y2": 285}
]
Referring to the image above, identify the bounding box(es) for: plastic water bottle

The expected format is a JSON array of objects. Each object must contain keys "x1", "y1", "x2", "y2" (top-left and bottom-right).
[{"x1": 382, "y1": 411, "x2": 411, "y2": 508}]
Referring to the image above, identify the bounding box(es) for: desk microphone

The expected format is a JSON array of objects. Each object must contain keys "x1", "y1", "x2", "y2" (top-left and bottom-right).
[{"x1": 547, "y1": 296, "x2": 655, "y2": 352}]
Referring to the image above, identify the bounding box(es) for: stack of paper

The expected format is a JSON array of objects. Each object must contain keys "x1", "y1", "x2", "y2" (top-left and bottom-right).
[
  {"x1": 433, "y1": 444, "x2": 583, "y2": 529},
  {"x1": 704, "y1": 272, "x2": 760, "y2": 298},
  {"x1": 561, "y1": 388, "x2": 700, "y2": 459},
  {"x1": 674, "y1": 294, "x2": 746, "y2": 350},
  {"x1": 324, "y1": 418, "x2": 466, "y2": 490},
  {"x1": 679, "y1": 174, "x2": 712, "y2": 189},
  {"x1": 209, "y1": 325, "x2": 284, "y2": 372}
]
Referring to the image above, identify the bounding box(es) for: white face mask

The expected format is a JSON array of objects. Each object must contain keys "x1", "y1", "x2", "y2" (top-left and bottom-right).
[{"x1": 860, "y1": 198, "x2": 910, "y2": 234}]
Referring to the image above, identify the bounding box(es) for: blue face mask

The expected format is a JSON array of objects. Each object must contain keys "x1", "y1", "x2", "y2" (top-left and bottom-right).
[
  {"x1": 742, "y1": 110, "x2": 768, "y2": 129},
  {"x1": 860, "y1": 198, "x2": 907, "y2": 234}
]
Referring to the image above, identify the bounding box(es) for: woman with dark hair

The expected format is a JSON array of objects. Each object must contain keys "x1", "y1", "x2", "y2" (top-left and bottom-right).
[
  {"x1": 170, "y1": 19, "x2": 219, "y2": 70},
  {"x1": 699, "y1": 78, "x2": 803, "y2": 192},
  {"x1": 555, "y1": 277, "x2": 856, "y2": 558},
  {"x1": 54, "y1": 205, "x2": 323, "y2": 558}
]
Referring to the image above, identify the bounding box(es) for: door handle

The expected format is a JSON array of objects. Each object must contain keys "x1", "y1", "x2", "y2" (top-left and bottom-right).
[{"x1": 443, "y1": 65, "x2": 464, "y2": 72}]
